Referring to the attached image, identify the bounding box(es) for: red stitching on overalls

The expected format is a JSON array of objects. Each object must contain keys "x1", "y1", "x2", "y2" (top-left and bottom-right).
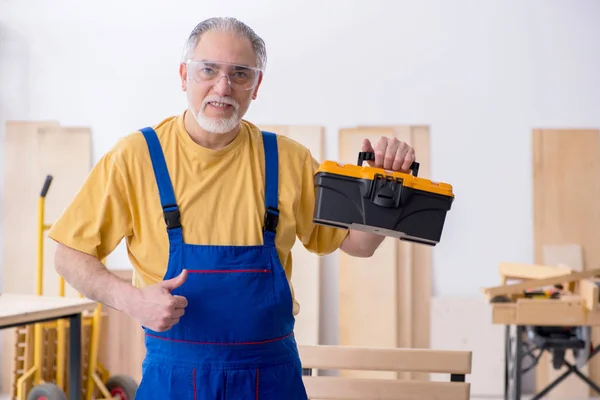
[
  {"x1": 186, "y1": 269, "x2": 269, "y2": 273},
  {"x1": 146, "y1": 331, "x2": 294, "y2": 345},
  {"x1": 255, "y1": 368, "x2": 260, "y2": 399},
  {"x1": 192, "y1": 368, "x2": 197, "y2": 400}
]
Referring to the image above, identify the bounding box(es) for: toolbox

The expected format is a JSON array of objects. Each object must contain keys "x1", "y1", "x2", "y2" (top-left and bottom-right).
[{"x1": 313, "y1": 152, "x2": 454, "y2": 246}]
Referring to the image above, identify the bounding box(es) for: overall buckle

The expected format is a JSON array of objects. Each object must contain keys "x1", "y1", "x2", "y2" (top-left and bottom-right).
[
  {"x1": 263, "y1": 206, "x2": 279, "y2": 233},
  {"x1": 163, "y1": 205, "x2": 181, "y2": 230}
]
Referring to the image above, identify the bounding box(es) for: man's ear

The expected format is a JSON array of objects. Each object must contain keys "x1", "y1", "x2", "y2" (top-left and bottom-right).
[
  {"x1": 179, "y1": 62, "x2": 187, "y2": 91},
  {"x1": 252, "y1": 72, "x2": 263, "y2": 99}
]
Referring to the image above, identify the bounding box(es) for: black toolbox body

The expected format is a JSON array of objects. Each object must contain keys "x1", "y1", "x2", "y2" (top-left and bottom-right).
[{"x1": 313, "y1": 152, "x2": 454, "y2": 246}]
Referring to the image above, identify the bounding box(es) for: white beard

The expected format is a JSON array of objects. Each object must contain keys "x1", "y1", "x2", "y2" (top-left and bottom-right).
[{"x1": 190, "y1": 95, "x2": 241, "y2": 134}]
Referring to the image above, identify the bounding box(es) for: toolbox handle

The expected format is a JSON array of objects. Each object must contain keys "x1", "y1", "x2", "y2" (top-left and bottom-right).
[{"x1": 357, "y1": 152, "x2": 420, "y2": 177}]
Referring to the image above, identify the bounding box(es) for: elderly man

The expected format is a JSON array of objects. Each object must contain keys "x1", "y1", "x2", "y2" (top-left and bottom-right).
[{"x1": 48, "y1": 17, "x2": 416, "y2": 399}]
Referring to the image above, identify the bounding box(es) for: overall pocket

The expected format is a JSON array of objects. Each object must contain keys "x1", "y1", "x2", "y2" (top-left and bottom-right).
[
  {"x1": 135, "y1": 359, "x2": 196, "y2": 400},
  {"x1": 179, "y1": 264, "x2": 279, "y2": 343}
]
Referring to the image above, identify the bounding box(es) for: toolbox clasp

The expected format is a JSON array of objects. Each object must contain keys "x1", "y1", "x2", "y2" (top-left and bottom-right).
[{"x1": 369, "y1": 174, "x2": 405, "y2": 208}]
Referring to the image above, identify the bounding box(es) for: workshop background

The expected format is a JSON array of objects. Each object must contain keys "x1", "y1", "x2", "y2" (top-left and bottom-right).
[{"x1": 1, "y1": 0, "x2": 599, "y2": 399}]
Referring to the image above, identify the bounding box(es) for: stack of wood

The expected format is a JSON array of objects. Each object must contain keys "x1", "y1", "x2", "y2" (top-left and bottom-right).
[{"x1": 484, "y1": 262, "x2": 600, "y2": 326}]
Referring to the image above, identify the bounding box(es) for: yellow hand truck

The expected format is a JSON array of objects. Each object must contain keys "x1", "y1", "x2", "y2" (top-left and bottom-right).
[{"x1": 11, "y1": 175, "x2": 139, "y2": 400}]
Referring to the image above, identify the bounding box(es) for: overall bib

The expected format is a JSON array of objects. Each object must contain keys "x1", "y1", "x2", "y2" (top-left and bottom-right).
[{"x1": 134, "y1": 127, "x2": 308, "y2": 399}]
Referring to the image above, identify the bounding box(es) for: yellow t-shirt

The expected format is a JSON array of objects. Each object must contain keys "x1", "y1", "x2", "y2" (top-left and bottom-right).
[{"x1": 47, "y1": 111, "x2": 348, "y2": 315}]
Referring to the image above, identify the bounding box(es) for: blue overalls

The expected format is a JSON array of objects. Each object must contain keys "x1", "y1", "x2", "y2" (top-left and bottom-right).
[{"x1": 134, "y1": 127, "x2": 308, "y2": 399}]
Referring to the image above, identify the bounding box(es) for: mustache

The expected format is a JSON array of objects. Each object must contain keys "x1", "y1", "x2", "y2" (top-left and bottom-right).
[{"x1": 202, "y1": 96, "x2": 239, "y2": 110}]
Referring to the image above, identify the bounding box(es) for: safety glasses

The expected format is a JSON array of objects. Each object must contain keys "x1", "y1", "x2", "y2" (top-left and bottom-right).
[{"x1": 185, "y1": 59, "x2": 262, "y2": 91}]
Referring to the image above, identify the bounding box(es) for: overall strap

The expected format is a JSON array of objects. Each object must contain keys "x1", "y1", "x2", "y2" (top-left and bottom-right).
[
  {"x1": 139, "y1": 127, "x2": 183, "y2": 245},
  {"x1": 261, "y1": 131, "x2": 279, "y2": 247}
]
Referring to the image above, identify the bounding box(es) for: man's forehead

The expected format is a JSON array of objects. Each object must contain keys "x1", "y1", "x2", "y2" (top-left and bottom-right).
[{"x1": 191, "y1": 31, "x2": 257, "y2": 68}]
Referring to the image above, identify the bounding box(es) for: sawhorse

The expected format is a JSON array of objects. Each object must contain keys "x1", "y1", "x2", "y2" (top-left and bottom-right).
[{"x1": 504, "y1": 325, "x2": 600, "y2": 399}]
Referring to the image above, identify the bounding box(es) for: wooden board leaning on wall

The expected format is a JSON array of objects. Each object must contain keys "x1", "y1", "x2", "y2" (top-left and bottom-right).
[
  {"x1": 337, "y1": 125, "x2": 432, "y2": 381},
  {"x1": 256, "y1": 124, "x2": 325, "y2": 349},
  {"x1": 532, "y1": 128, "x2": 600, "y2": 398},
  {"x1": 2, "y1": 121, "x2": 92, "y2": 395}
]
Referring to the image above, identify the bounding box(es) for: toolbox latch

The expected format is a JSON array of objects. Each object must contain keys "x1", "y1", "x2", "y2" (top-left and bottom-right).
[{"x1": 371, "y1": 174, "x2": 404, "y2": 208}]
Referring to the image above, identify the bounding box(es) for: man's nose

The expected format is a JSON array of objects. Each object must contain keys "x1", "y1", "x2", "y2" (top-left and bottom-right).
[{"x1": 213, "y1": 74, "x2": 232, "y2": 96}]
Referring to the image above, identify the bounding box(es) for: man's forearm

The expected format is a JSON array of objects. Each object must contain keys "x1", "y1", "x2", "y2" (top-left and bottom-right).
[
  {"x1": 54, "y1": 243, "x2": 139, "y2": 313},
  {"x1": 339, "y1": 229, "x2": 385, "y2": 257}
]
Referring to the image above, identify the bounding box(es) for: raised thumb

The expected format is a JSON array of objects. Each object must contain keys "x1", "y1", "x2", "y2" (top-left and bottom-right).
[{"x1": 161, "y1": 269, "x2": 188, "y2": 292}]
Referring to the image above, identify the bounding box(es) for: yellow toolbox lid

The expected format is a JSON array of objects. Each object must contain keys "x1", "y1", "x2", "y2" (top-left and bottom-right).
[{"x1": 316, "y1": 152, "x2": 454, "y2": 198}]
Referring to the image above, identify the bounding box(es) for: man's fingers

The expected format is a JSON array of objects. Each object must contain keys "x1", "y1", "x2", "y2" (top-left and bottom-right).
[
  {"x1": 172, "y1": 307, "x2": 185, "y2": 318},
  {"x1": 172, "y1": 295, "x2": 188, "y2": 308},
  {"x1": 392, "y1": 143, "x2": 408, "y2": 171},
  {"x1": 383, "y1": 139, "x2": 400, "y2": 170},
  {"x1": 374, "y1": 137, "x2": 388, "y2": 168},
  {"x1": 402, "y1": 147, "x2": 416, "y2": 171}
]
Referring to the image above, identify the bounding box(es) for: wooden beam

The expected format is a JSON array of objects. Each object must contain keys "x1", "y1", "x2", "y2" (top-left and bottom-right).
[
  {"x1": 298, "y1": 345, "x2": 472, "y2": 374},
  {"x1": 302, "y1": 376, "x2": 470, "y2": 400},
  {"x1": 499, "y1": 262, "x2": 573, "y2": 281},
  {"x1": 532, "y1": 128, "x2": 600, "y2": 392},
  {"x1": 337, "y1": 125, "x2": 432, "y2": 381},
  {"x1": 580, "y1": 279, "x2": 600, "y2": 312},
  {"x1": 483, "y1": 268, "x2": 600, "y2": 299}
]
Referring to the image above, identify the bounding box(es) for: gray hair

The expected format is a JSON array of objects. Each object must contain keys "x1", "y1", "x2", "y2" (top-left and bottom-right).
[{"x1": 181, "y1": 17, "x2": 267, "y2": 71}]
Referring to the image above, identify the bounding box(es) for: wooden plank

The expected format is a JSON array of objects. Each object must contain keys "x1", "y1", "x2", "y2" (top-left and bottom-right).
[
  {"x1": 337, "y1": 126, "x2": 432, "y2": 380},
  {"x1": 257, "y1": 124, "x2": 324, "y2": 348},
  {"x1": 490, "y1": 301, "x2": 600, "y2": 326},
  {"x1": 580, "y1": 279, "x2": 599, "y2": 312},
  {"x1": 516, "y1": 296, "x2": 585, "y2": 325},
  {"x1": 2, "y1": 121, "x2": 59, "y2": 393},
  {"x1": 338, "y1": 127, "x2": 399, "y2": 380},
  {"x1": 532, "y1": 128, "x2": 600, "y2": 396},
  {"x1": 37, "y1": 125, "x2": 93, "y2": 298},
  {"x1": 1, "y1": 121, "x2": 92, "y2": 392},
  {"x1": 499, "y1": 262, "x2": 573, "y2": 281},
  {"x1": 483, "y1": 268, "x2": 600, "y2": 299},
  {"x1": 356, "y1": 126, "x2": 432, "y2": 365},
  {"x1": 298, "y1": 345, "x2": 472, "y2": 374},
  {"x1": 302, "y1": 376, "x2": 470, "y2": 400},
  {"x1": 0, "y1": 294, "x2": 97, "y2": 327},
  {"x1": 399, "y1": 125, "x2": 431, "y2": 382}
]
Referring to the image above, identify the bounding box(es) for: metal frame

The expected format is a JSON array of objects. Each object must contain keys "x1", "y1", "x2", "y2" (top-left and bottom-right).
[
  {"x1": 504, "y1": 324, "x2": 600, "y2": 399},
  {"x1": 1, "y1": 312, "x2": 83, "y2": 400}
]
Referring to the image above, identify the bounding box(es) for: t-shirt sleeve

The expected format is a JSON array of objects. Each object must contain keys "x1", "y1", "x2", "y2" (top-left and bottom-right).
[
  {"x1": 295, "y1": 152, "x2": 349, "y2": 255},
  {"x1": 47, "y1": 149, "x2": 133, "y2": 261}
]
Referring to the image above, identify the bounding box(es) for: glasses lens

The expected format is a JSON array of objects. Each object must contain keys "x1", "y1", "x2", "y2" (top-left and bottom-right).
[{"x1": 189, "y1": 61, "x2": 259, "y2": 90}]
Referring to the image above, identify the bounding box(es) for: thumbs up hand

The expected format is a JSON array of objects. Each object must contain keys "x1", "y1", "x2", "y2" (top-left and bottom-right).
[{"x1": 127, "y1": 269, "x2": 189, "y2": 332}]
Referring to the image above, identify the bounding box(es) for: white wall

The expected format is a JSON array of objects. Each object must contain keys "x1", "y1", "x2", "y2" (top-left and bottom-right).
[{"x1": 1, "y1": 0, "x2": 600, "y2": 349}]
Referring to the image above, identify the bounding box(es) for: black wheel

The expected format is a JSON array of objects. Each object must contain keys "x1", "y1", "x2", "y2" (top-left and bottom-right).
[
  {"x1": 27, "y1": 383, "x2": 67, "y2": 400},
  {"x1": 105, "y1": 374, "x2": 139, "y2": 400}
]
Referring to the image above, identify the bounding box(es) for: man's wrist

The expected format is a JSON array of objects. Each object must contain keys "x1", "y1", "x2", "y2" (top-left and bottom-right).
[{"x1": 110, "y1": 278, "x2": 141, "y2": 315}]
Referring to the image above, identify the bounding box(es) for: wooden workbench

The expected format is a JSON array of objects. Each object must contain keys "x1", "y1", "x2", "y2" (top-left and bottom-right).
[
  {"x1": 484, "y1": 265, "x2": 600, "y2": 399},
  {"x1": 0, "y1": 293, "x2": 97, "y2": 400}
]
